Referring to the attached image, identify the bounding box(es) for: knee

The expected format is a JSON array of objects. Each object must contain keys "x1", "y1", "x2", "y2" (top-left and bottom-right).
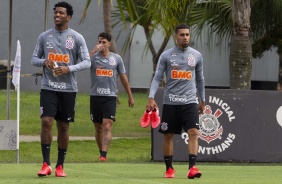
[
  {"x1": 57, "y1": 122, "x2": 69, "y2": 133},
  {"x1": 95, "y1": 124, "x2": 102, "y2": 133},
  {"x1": 102, "y1": 120, "x2": 112, "y2": 131},
  {"x1": 164, "y1": 133, "x2": 174, "y2": 142},
  {"x1": 41, "y1": 117, "x2": 53, "y2": 130},
  {"x1": 188, "y1": 128, "x2": 199, "y2": 138}
]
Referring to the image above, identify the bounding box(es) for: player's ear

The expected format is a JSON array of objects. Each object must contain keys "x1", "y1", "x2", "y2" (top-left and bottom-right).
[{"x1": 67, "y1": 15, "x2": 72, "y2": 21}]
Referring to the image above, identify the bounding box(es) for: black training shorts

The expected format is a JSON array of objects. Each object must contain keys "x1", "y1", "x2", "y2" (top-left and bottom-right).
[
  {"x1": 159, "y1": 103, "x2": 199, "y2": 134},
  {"x1": 40, "y1": 89, "x2": 76, "y2": 122},
  {"x1": 90, "y1": 96, "x2": 117, "y2": 123}
]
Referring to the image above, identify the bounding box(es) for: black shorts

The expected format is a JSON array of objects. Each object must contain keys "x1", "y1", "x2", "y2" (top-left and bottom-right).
[
  {"x1": 90, "y1": 96, "x2": 117, "y2": 123},
  {"x1": 40, "y1": 89, "x2": 76, "y2": 122},
  {"x1": 159, "y1": 103, "x2": 199, "y2": 134}
]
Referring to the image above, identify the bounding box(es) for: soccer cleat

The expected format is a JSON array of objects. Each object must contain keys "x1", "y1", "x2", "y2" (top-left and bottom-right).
[
  {"x1": 165, "y1": 167, "x2": 175, "y2": 178},
  {"x1": 151, "y1": 108, "x2": 160, "y2": 128},
  {"x1": 99, "y1": 156, "x2": 107, "y2": 161},
  {"x1": 37, "y1": 162, "x2": 52, "y2": 177},
  {"x1": 140, "y1": 111, "x2": 151, "y2": 128},
  {"x1": 55, "y1": 165, "x2": 67, "y2": 177},
  {"x1": 187, "y1": 166, "x2": 202, "y2": 179}
]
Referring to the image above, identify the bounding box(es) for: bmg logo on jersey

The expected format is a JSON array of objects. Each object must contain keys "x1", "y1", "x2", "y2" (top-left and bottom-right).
[
  {"x1": 181, "y1": 95, "x2": 236, "y2": 155},
  {"x1": 96, "y1": 68, "x2": 113, "y2": 77},
  {"x1": 48, "y1": 53, "x2": 69, "y2": 63},
  {"x1": 171, "y1": 70, "x2": 192, "y2": 80}
]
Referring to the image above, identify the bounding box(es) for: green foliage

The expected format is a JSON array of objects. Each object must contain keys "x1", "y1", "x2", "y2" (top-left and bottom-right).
[{"x1": 252, "y1": 28, "x2": 282, "y2": 58}]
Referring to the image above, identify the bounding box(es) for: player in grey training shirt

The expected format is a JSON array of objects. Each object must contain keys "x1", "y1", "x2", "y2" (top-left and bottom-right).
[
  {"x1": 31, "y1": 2, "x2": 90, "y2": 177},
  {"x1": 89, "y1": 32, "x2": 134, "y2": 161},
  {"x1": 146, "y1": 24, "x2": 205, "y2": 179}
]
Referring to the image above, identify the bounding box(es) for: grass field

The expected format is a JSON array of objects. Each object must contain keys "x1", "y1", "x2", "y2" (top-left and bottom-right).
[
  {"x1": 0, "y1": 90, "x2": 150, "y2": 137},
  {"x1": 1, "y1": 91, "x2": 282, "y2": 183},
  {"x1": 1, "y1": 163, "x2": 282, "y2": 184}
]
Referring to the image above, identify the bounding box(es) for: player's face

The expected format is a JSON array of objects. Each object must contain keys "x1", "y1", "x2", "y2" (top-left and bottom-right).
[
  {"x1": 98, "y1": 37, "x2": 111, "y2": 53},
  {"x1": 175, "y1": 29, "x2": 190, "y2": 49},
  {"x1": 53, "y1": 7, "x2": 71, "y2": 29}
]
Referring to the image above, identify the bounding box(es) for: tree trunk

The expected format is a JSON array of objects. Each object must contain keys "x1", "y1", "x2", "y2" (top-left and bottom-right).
[
  {"x1": 229, "y1": 0, "x2": 252, "y2": 89},
  {"x1": 103, "y1": 0, "x2": 118, "y2": 53}
]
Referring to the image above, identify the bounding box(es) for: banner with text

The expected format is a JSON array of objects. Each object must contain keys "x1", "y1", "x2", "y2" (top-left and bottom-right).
[{"x1": 152, "y1": 89, "x2": 282, "y2": 162}]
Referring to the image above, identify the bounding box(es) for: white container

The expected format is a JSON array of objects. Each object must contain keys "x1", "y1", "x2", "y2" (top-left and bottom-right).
[{"x1": 53, "y1": 62, "x2": 58, "y2": 77}]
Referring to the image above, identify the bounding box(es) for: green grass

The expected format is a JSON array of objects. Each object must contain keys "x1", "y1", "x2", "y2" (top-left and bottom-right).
[
  {"x1": 0, "y1": 138, "x2": 152, "y2": 163},
  {"x1": 0, "y1": 163, "x2": 282, "y2": 184},
  {"x1": 2, "y1": 91, "x2": 282, "y2": 184},
  {"x1": 0, "y1": 90, "x2": 150, "y2": 137}
]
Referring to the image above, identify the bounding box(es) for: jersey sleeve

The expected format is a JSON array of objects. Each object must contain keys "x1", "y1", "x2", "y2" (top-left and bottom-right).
[
  {"x1": 68, "y1": 34, "x2": 91, "y2": 72},
  {"x1": 31, "y1": 33, "x2": 46, "y2": 67},
  {"x1": 148, "y1": 54, "x2": 166, "y2": 98},
  {"x1": 116, "y1": 55, "x2": 126, "y2": 75},
  {"x1": 196, "y1": 53, "x2": 205, "y2": 102}
]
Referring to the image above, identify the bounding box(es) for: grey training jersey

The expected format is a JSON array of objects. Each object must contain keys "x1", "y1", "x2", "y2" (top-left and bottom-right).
[
  {"x1": 90, "y1": 52, "x2": 126, "y2": 96},
  {"x1": 149, "y1": 46, "x2": 205, "y2": 105},
  {"x1": 31, "y1": 28, "x2": 91, "y2": 92}
]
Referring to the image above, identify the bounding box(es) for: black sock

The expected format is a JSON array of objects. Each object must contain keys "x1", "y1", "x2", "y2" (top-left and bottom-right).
[
  {"x1": 101, "y1": 151, "x2": 107, "y2": 157},
  {"x1": 189, "y1": 154, "x2": 197, "y2": 169},
  {"x1": 56, "y1": 148, "x2": 67, "y2": 168},
  {"x1": 164, "y1": 155, "x2": 173, "y2": 171},
  {"x1": 99, "y1": 150, "x2": 102, "y2": 155},
  {"x1": 41, "y1": 144, "x2": 51, "y2": 165}
]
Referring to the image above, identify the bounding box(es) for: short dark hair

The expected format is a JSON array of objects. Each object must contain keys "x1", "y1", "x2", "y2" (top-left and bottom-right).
[
  {"x1": 53, "y1": 1, "x2": 74, "y2": 17},
  {"x1": 98, "y1": 32, "x2": 112, "y2": 42},
  {"x1": 175, "y1": 24, "x2": 190, "y2": 34}
]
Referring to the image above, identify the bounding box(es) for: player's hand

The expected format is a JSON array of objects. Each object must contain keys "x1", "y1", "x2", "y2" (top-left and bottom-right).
[
  {"x1": 128, "y1": 97, "x2": 134, "y2": 108},
  {"x1": 53, "y1": 66, "x2": 70, "y2": 76},
  {"x1": 44, "y1": 59, "x2": 55, "y2": 70},
  {"x1": 198, "y1": 101, "x2": 205, "y2": 115},
  {"x1": 146, "y1": 98, "x2": 158, "y2": 111}
]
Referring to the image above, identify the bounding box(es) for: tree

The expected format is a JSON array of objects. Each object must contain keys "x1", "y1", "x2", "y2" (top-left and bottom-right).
[
  {"x1": 229, "y1": 0, "x2": 252, "y2": 89},
  {"x1": 113, "y1": 0, "x2": 197, "y2": 85},
  {"x1": 80, "y1": 0, "x2": 118, "y2": 53},
  {"x1": 82, "y1": 0, "x2": 282, "y2": 90},
  {"x1": 190, "y1": 0, "x2": 282, "y2": 89},
  {"x1": 251, "y1": 0, "x2": 282, "y2": 90}
]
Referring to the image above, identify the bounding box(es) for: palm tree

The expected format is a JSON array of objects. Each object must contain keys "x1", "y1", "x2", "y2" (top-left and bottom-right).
[
  {"x1": 114, "y1": 0, "x2": 252, "y2": 89},
  {"x1": 82, "y1": 0, "x2": 282, "y2": 90},
  {"x1": 190, "y1": 0, "x2": 282, "y2": 89},
  {"x1": 113, "y1": 0, "x2": 197, "y2": 84},
  {"x1": 229, "y1": 0, "x2": 252, "y2": 89},
  {"x1": 80, "y1": 0, "x2": 118, "y2": 53}
]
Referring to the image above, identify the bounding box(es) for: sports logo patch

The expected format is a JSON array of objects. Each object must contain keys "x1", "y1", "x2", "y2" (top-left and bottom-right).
[
  {"x1": 65, "y1": 36, "x2": 74, "y2": 49},
  {"x1": 187, "y1": 53, "x2": 196, "y2": 66},
  {"x1": 160, "y1": 122, "x2": 168, "y2": 131},
  {"x1": 109, "y1": 57, "x2": 116, "y2": 66}
]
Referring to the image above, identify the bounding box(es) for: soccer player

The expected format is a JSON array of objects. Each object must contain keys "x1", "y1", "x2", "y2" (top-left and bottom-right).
[
  {"x1": 89, "y1": 32, "x2": 134, "y2": 161},
  {"x1": 31, "y1": 1, "x2": 91, "y2": 177},
  {"x1": 145, "y1": 24, "x2": 205, "y2": 179}
]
